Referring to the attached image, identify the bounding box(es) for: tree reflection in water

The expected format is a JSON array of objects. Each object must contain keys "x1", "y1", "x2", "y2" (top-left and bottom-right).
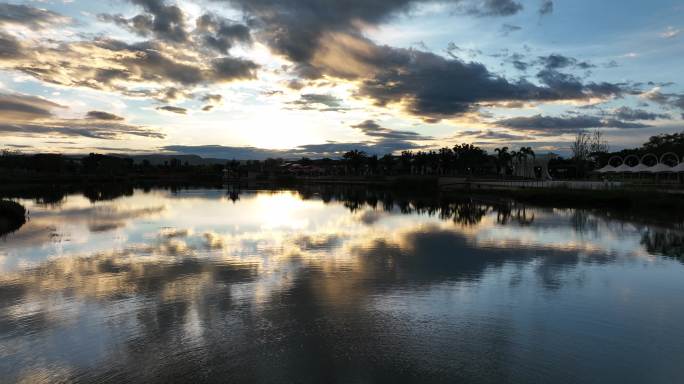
[
  {"x1": 1, "y1": 186, "x2": 684, "y2": 383},
  {"x1": 642, "y1": 230, "x2": 684, "y2": 260}
]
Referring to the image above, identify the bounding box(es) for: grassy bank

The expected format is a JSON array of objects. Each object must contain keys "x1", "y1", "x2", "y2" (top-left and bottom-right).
[
  {"x1": 258, "y1": 175, "x2": 440, "y2": 191},
  {"x1": 457, "y1": 187, "x2": 684, "y2": 223},
  {"x1": 0, "y1": 200, "x2": 27, "y2": 236}
]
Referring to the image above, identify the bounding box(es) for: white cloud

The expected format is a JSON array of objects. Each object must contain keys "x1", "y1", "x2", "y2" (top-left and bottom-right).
[{"x1": 661, "y1": 26, "x2": 681, "y2": 39}]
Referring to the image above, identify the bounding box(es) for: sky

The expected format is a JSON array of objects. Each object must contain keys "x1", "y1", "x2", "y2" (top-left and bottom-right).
[{"x1": 0, "y1": 0, "x2": 683, "y2": 159}]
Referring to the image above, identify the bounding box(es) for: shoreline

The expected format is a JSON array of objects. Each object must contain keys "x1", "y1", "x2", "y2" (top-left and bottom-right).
[{"x1": 2, "y1": 176, "x2": 683, "y2": 223}]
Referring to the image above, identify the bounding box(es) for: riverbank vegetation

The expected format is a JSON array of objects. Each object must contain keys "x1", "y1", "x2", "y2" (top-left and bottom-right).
[
  {"x1": 0, "y1": 200, "x2": 27, "y2": 236},
  {"x1": 2, "y1": 130, "x2": 683, "y2": 184}
]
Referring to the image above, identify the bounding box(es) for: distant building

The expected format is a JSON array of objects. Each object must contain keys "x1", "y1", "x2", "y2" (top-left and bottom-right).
[{"x1": 513, "y1": 153, "x2": 559, "y2": 180}]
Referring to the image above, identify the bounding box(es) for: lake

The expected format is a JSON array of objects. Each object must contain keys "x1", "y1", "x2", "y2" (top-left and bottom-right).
[{"x1": 1, "y1": 186, "x2": 684, "y2": 383}]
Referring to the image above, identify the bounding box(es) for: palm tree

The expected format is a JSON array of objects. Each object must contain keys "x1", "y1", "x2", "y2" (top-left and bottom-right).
[
  {"x1": 438, "y1": 147, "x2": 454, "y2": 175},
  {"x1": 525, "y1": 147, "x2": 536, "y2": 178},
  {"x1": 494, "y1": 147, "x2": 511, "y2": 177},
  {"x1": 400, "y1": 151, "x2": 413, "y2": 174},
  {"x1": 510, "y1": 150, "x2": 521, "y2": 177},
  {"x1": 343, "y1": 150, "x2": 367, "y2": 175},
  {"x1": 380, "y1": 154, "x2": 395, "y2": 175},
  {"x1": 516, "y1": 147, "x2": 536, "y2": 178}
]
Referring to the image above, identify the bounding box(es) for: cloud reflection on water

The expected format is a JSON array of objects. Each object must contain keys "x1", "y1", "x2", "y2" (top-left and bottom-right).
[{"x1": 1, "y1": 187, "x2": 684, "y2": 383}]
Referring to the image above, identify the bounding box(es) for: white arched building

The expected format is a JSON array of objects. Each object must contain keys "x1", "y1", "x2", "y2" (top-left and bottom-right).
[{"x1": 595, "y1": 153, "x2": 684, "y2": 176}]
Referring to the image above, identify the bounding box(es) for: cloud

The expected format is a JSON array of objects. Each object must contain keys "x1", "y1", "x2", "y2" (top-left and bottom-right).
[
  {"x1": 157, "y1": 105, "x2": 187, "y2": 114},
  {"x1": 0, "y1": 93, "x2": 162, "y2": 139},
  {"x1": 0, "y1": 3, "x2": 69, "y2": 29},
  {"x1": 126, "y1": 0, "x2": 189, "y2": 43},
  {"x1": 538, "y1": 54, "x2": 594, "y2": 70},
  {"x1": 0, "y1": 37, "x2": 260, "y2": 97},
  {"x1": 164, "y1": 139, "x2": 424, "y2": 159},
  {"x1": 535, "y1": 69, "x2": 623, "y2": 99},
  {"x1": 500, "y1": 23, "x2": 522, "y2": 36},
  {"x1": 0, "y1": 0, "x2": 663, "y2": 128},
  {"x1": 539, "y1": 0, "x2": 553, "y2": 16},
  {"x1": 475, "y1": 130, "x2": 532, "y2": 140},
  {"x1": 354, "y1": 43, "x2": 626, "y2": 120},
  {"x1": 0, "y1": 93, "x2": 62, "y2": 120},
  {"x1": 612, "y1": 107, "x2": 669, "y2": 121},
  {"x1": 209, "y1": 57, "x2": 259, "y2": 82},
  {"x1": 351, "y1": 120, "x2": 428, "y2": 140},
  {"x1": 0, "y1": 31, "x2": 24, "y2": 60},
  {"x1": 642, "y1": 89, "x2": 684, "y2": 111},
  {"x1": 287, "y1": 94, "x2": 346, "y2": 111},
  {"x1": 661, "y1": 26, "x2": 681, "y2": 39},
  {"x1": 465, "y1": 0, "x2": 523, "y2": 16},
  {"x1": 221, "y1": 0, "x2": 522, "y2": 67},
  {"x1": 196, "y1": 14, "x2": 252, "y2": 53},
  {"x1": 506, "y1": 53, "x2": 530, "y2": 71},
  {"x1": 99, "y1": 4, "x2": 252, "y2": 53},
  {"x1": 201, "y1": 94, "x2": 223, "y2": 104},
  {"x1": 200, "y1": 94, "x2": 223, "y2": 112},
  {"x1": 494, "y1": 114, "x2": 652, "y2": 134},
  {"x1": 0, "y1": 121, "x2": 164, "y2": 140},
  {"x1": 86, "y1": 111, "x2": 125, "y2": 121}
]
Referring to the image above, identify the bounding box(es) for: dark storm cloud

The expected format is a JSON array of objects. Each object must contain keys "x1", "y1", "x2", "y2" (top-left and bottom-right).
[
  {"x1": 495, "y1": 114, "x2": 652, "y2": 133},
  {"x1": 539, "y1": 0, "x2": 553, "y2": 15},
  {"x1": 157, "y1": 105, "x2": 188, "y2": 114},
  {"x1": 0, "y1": 3, "x2": 68, "y2": 29},
  {"x1": 86, "y1": 111, "x2": 125, "y2": 121},
  {"x1": 612, "y1": 107, "x2": 669, "y2": 121}
]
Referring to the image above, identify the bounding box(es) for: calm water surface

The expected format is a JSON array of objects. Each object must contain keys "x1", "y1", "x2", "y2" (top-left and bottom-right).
[{"x1": 1, "y1": 187, "x2": 684, "y2": 383}]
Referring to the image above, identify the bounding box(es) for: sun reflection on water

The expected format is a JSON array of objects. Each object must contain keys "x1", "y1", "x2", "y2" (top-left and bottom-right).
[{"x1": 1, "y1": 187, "x2": 684, "y2": 383}]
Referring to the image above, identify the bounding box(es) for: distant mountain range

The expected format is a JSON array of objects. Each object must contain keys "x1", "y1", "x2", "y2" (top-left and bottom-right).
[{"x1": 122, "y1": 154, "x2": 229, "y2": 166}]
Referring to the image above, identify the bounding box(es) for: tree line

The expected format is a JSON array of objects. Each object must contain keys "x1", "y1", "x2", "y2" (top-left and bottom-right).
[{"x1": 3, "y1": 130, "x2": 683, "y2": 180}]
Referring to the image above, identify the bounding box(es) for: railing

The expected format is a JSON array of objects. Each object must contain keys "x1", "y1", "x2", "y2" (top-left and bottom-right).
[{"x1": 439, "y1": 178, "x2": 624, "y2": 190}]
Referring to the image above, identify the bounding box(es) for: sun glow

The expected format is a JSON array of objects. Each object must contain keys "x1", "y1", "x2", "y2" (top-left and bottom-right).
[{"x1": 255, "y1": 192, "x2": 312, "y2": 229}]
